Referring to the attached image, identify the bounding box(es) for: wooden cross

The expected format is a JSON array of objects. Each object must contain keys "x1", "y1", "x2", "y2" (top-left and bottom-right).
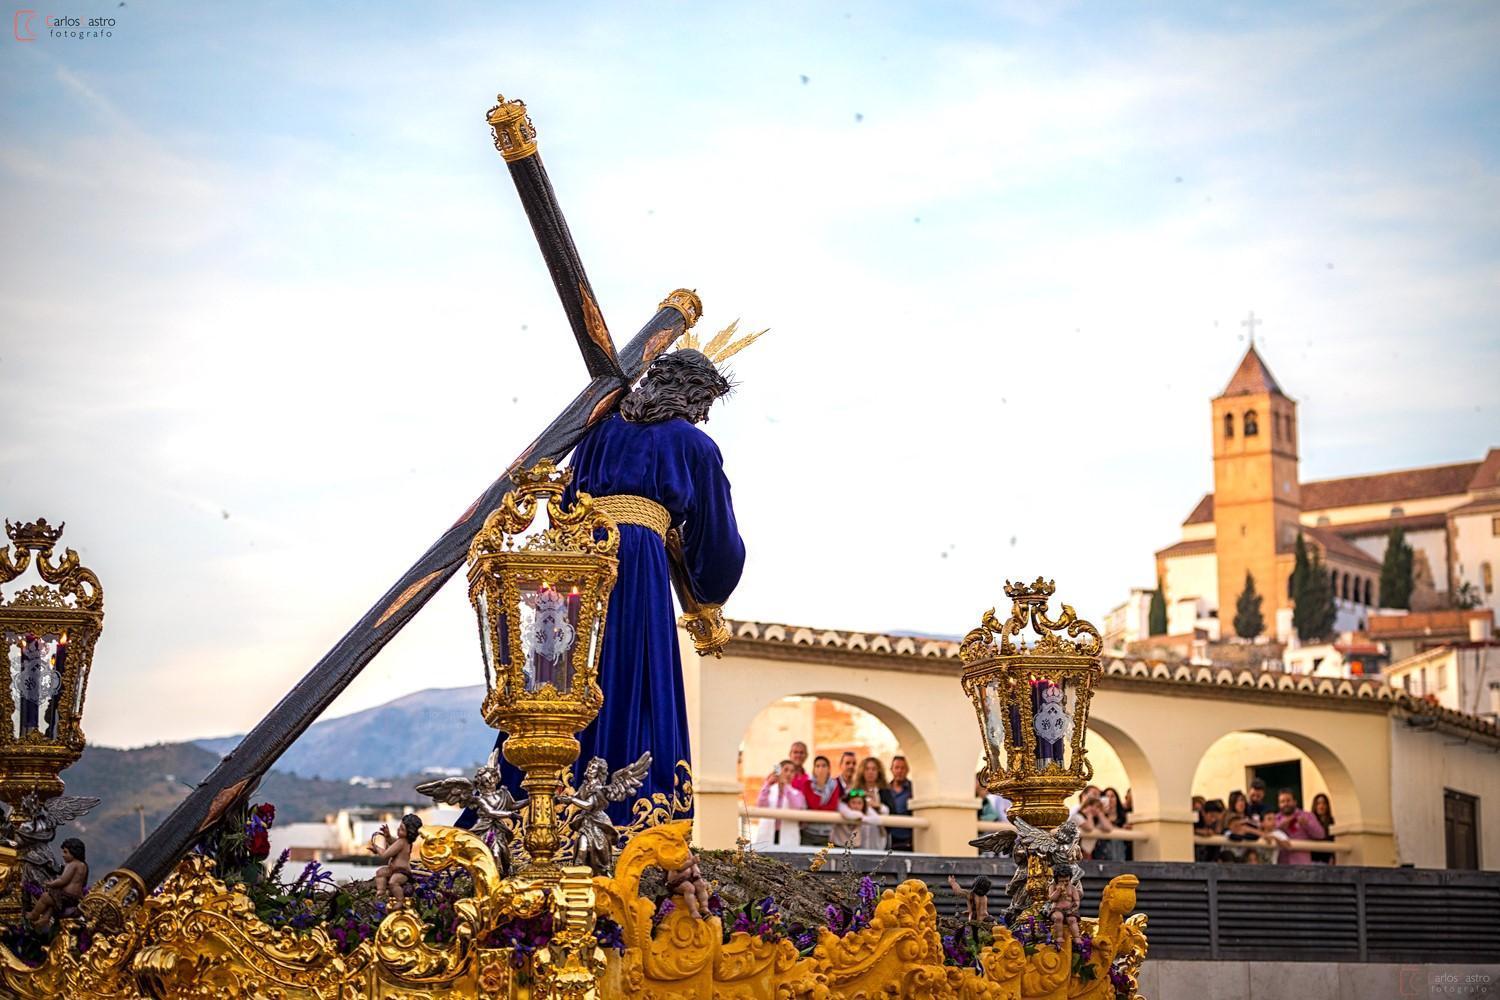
[
  {"x1": 118, "y1": 96, "x2": 705, "y2": 891},
  {"x1": 1241, "y1": 310, "x2": 1262, "y2": 345}
]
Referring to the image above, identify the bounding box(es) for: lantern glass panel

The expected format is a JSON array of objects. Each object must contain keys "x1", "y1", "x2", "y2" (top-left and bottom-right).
[
  {"x1": 517, "y1": 577, "x2": 584, "y2": 693},
  {"x1": 1028, "y1": 677, "x2": 1076, "y2": 771},
  {"x1": 980, "y1": 677, "x2": 1012, "y2": 775},
  {"x1": 475, "y1": 586, "x2": 497, "y2": 693},
  {"x1": 7, "y1": 631, "x2": 63, "y2": 739}
]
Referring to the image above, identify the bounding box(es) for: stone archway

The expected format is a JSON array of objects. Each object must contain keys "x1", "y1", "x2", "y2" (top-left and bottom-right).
[
  {"x1": 1086, "y1": 715, "x2": 1161, "y2": 826},
  {"x1": 684, "y1": 637, "x2": 982, "y2": 854}
]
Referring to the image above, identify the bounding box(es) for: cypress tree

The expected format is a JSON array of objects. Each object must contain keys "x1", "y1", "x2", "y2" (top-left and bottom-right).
[
  {"x1": 1233, "y1": 571, "x2": 1264, "y2": 639},
  {"x1": 1290, "y1": 533, "x2": 1310, "y2": 638},
  {"x1": 1379, "y1": 525, "x2": 1414, "y2": 609},
  {"x1": 1148, "y1": 579, "x2": 1167, "y2": 636},
  {"x1": 1295, "y1": 548, "x2": 1338, "y2": 642}
]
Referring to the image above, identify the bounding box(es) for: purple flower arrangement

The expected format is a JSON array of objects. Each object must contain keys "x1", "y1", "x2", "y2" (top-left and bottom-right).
[
  {"x1": 593, "y1": 916, "x2": 625, "y2": 953},
  {"x1": 483, "y1": 910, "x2": 555, "y2": 969}
]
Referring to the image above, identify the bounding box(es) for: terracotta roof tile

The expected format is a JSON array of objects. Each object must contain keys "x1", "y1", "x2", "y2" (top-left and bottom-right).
[
  {"x1": 1468, "y1": 448, "x2": 1500, "y2": 492},
  {"x1": 1220, "y1": 346, "x2": 1285, "y2": 397},
  {"x1": 1368, "y1": 609, "x2": 1495, "y2": 638},
  {"x1": 1304, "y1": 526, "x2": 1381, "y2": 568},
  {"x1": 1446, "y1": 496, "x2": 1500, "y2": 517},
  {"x1": 1301, "y1": 461, "x2": 1480, "y2": 510},
  {"x1": 1155, "y1": 537, "x2": 1217, "y2": 559},
  {"x1": 1329, "y1": 512, "x2": 1448, "y2": 538},
  {"x1": 1183, "y1": 493, "x2": 1214, "y2": 525}
]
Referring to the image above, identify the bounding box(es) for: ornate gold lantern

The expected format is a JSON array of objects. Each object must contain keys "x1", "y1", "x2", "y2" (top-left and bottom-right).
[
  {"x1": 960, "y1": 578, "x2": 1101, "y2": 829},
  {"x1": 467, "y1": 460, "x2": 619, "y2": 876},
  {"x1": 0, "y1": 519, "x2": 104, "y2": 917}
]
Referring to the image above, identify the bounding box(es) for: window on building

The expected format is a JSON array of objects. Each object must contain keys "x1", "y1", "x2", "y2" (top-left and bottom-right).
[
  {"x1": 1243, "y1": 410, "x2": 1259, "y2": 436},
  {"x1": 1492, "y1": 516, "x2": 1500, "y2": 537},
  {"x1": 1445, "y1": 789, "x2": 1480, "y2": 870},
  {"x1": 1484, "y1": 562, "x2": 1494, "y2": 595},
  {"x1": 1341, "y1": 574, "x2": 1350, "y2": 600},
  {"x1": 1391, "y1": 506, "x2": 1405, "y2": 517},
  {"x1": 1437, "y1": 664, "x2": 1450, "y2": 691},
  {"x1": 1224, "y1": 412, "x2": 1234, "y2": 439},
  {"x1": 1288, "y1": 573, "x2": 1295, "y2": 599}
]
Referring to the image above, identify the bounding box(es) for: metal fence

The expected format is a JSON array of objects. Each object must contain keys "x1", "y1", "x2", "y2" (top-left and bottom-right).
[{"x1": 759, "y1": 853, "x2": 1500, "y2": 963}]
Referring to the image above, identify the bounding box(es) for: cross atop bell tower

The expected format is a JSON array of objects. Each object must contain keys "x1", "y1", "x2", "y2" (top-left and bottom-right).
[{"x1": 1210, "y1": 340, "x2": 1301, "y2": 635}]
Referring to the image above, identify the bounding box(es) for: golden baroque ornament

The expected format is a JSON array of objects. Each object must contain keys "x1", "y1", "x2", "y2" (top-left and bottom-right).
[{"x1": 0, "y1": 822, "x2": 1147, "y2": 998}]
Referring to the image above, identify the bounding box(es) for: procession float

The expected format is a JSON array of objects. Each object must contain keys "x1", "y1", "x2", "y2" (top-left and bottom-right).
[{"x1": 0, "y1": 94, "x2": 1149, "y2": 999}]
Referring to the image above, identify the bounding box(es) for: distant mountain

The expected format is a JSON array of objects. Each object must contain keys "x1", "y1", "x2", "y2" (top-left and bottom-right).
[
  {"x1": 61, "y1": 742, "x2": 445, "y2": 878},
  {"x1": 196, "y1": 685, "x2": 494, "y2": 781}
]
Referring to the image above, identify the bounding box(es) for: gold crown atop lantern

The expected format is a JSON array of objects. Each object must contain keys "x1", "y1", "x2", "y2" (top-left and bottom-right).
[
  {"x1": 1, "y1": 518, "x2": 102, "y2": 613},
  {"x1": 5, "y1": 519, "x2": 64, "y2": 551},
  {"x1": 470, "y1": 459, "x2": 618, "y2": 561},
  {"x1": 960, "y1": 577, "x2": 1101, "y2": 664}
]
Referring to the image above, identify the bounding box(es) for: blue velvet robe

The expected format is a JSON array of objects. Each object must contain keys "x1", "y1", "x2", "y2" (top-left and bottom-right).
[{"x1": 461, "y1": 414, "x2": 744, "y2": 827}]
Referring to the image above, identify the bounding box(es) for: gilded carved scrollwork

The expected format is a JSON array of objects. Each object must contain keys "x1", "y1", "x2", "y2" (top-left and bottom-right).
[
  {"x1": 593, "y1": 821, "x2": 1149, "y2": 1000},
  {"x1": 0, "y1": 822, "x2": 1147, "y2": 999}
]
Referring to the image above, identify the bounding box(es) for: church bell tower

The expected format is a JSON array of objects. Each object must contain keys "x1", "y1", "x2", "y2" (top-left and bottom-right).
[{"x1": 1211, "y1": 341, "x2": 1301, "y2": 635}]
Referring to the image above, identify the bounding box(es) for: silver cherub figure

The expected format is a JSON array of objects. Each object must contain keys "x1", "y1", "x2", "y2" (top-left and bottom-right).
[
  {"x1": 0, "y1": 790, "x2": 101, "y2": 890},
  {"x1": 415, "y1": 750, "x2": 524, "y2": 876},
  {"x1": 559, "y1": 752, "x2": 652, "y2": 875},
  {"x1": 971, "y1": 815, "x2": 1082, "y2": 925}
]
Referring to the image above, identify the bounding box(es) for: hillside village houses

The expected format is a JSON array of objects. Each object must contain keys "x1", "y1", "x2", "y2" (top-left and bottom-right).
[{"x1": 1105, "y1": 341, "x2": 1499, "y2": 703}]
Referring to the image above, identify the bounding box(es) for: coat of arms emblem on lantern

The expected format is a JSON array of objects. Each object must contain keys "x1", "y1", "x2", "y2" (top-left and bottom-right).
[
  {"x1": 466, "y1": 459, "x2": 619, "y2": 879},
  {"x1": 0, "y1": 519, "x2": 105, "y2": 920}
]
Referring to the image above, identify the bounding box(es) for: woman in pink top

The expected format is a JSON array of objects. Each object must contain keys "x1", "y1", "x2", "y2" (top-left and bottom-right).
[
  {"x1": 754, "y1": 759, "x2": 808, "y2": 847},
  {"x1": 796, "y1": 755, "x2": 843, "y2": 846}
]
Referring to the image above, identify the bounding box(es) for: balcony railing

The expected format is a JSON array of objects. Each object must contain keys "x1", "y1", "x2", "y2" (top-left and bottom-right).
[
  {"x1": 744, "y1": 807, "x2": 1351, "y2": 857},
  {"x1": 758, "y1": 852, "x2": 1500, "y2": 963}
]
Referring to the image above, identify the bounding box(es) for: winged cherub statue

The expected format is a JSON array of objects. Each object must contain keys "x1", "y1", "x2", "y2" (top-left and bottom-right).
[
  {"x1": 0, "y1": 791, "x2": 101, "y2": 889},
  {"x1": 559, "y1": 752, "x2": 652, "y2": 874},
  {"x1": 416, "y1": 751, "x2": 523, "y2": 876},
  {"x1": 971, "y1": 816, "x2": 1081, "y2": 926}
]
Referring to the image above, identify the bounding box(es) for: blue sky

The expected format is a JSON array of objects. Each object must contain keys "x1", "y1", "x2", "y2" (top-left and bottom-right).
[{"x1": 2, "y1": 1, "x2": 1497, "y2": 746}]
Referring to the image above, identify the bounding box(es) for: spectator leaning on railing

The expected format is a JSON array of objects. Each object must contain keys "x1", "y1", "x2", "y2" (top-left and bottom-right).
[
  {"x1": 884, "y1": 755, "x2": 915, "y2": 853},
  {"x1": 975, "y1": 772, "x2": 1009, "y2": 823},
  {"x1": 1075, "y1": 787, "x2": 1116, "y2": 859},
  {"x1": 1310, "y1": 793, "x2": 1337, "y2": 864},
  {"x1": 754, "y1": 759, "x2": 807, "y2": 847},
  {"x1": 837, "y1": 751, "x2": 858, "y2": 792},
  {"x1": 835, "y1": 788, "x2": 888, "y2": 850},
  {"x1": 1244, "y1": 777, "x2": 1270, "y2": 822},
  {"x1": 1271, "y1": 789, "x2": 1326, "y2": 865},
  {"x1": 797, "y1": 754, "x2": 842, "y2": 847},
  {"x1": 1194, "y1": 799, "x2": 1226, "y2": 862},
  {"x1": 787, "y1": 741, "x2": 809, "y2": 779},
  {"x1": 1095, "y1": 787, "x2": 1129, "y2": 861}
]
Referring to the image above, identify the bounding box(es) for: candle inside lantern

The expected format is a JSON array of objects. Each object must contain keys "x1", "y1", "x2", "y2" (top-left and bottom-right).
[
  {"x1": 1030, "y1": 678, "x2": 1069, "y2": 771},
  {"x1": 46, "y1": 632, "x2": 67, "y2": 737}
]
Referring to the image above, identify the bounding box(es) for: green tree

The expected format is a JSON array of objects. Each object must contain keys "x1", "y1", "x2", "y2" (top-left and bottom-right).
[
  {"x1": 1233, "y1": 571, "x2": 1264, "y2": 639},
  {"x1": 1454, "y1": 580, "x2": 1482, "y2": 610},
  {"x1": 1148, "y1": 579, "x2": 1167, "y2": 636},
  {"x1": 1294, "y1": 545, "x2": 1338, "y2": 642},
  {"x1": 1379, "y1": 526, "x2": 1414, "y2": 609},
  {"x1": 1290, "y1": 531, "x2": 1311, "y2": 605}
]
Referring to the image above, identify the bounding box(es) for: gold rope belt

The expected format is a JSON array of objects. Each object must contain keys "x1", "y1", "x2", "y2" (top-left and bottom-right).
[{"x1": 592, "y1": 494, "x2": 671, "y2": 539}]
